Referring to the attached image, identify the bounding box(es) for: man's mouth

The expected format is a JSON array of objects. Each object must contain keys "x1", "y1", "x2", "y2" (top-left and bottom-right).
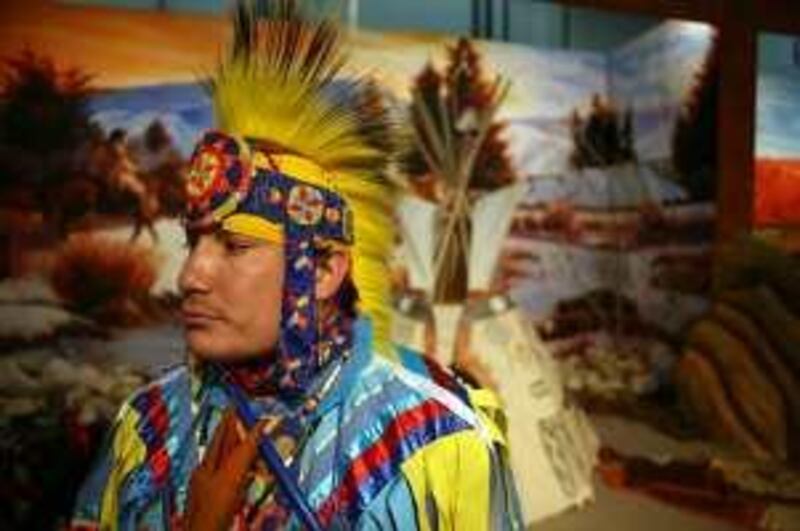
[{"x1": 181, "y1": 306, "x2": 222, "y2": 327}]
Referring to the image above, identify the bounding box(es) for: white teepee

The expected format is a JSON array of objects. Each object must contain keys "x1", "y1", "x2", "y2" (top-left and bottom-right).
[{"x1": 392, "y1": 184, "x2": 599, "y2": 524}]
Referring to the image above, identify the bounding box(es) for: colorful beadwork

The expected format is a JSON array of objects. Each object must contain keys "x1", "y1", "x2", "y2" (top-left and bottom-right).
[
  {"x1": 130, "y1": 387, "x2": 173, "y2": 489},
  {"x1": 287, "y1": 185, "x2": 325, "y2": 226},
  {"x1": 185, "y1": 131, "x2": 252, "y2": 222}
]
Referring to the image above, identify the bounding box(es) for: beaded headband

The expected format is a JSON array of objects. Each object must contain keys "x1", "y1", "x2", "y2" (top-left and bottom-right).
[{"x1": 185, "y1": 130, "x2": 353, "y2": 395}]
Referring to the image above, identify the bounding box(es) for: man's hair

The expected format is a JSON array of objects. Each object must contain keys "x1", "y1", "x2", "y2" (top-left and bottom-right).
[
  {"x1": 335, "y1": 274, "x2": 359, "y2": 319},
  {"x1": 317, "y1": 243, "x2": 359, "y2": 318}
]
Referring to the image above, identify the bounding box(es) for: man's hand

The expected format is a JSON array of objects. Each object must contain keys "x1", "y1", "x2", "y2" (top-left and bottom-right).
[{"x1": 184, "y1": 409, "x2": 269, "y2": 531}]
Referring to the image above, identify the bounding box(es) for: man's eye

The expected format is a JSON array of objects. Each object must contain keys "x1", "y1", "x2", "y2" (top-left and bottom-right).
[{"x1": 224, "y1": 238, "x2": 253, "y2": 254}]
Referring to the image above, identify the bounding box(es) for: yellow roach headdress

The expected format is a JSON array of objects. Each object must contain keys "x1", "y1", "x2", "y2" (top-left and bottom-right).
[{"x1": 185, "y1": 0, "x2": 395, "y2": 392}]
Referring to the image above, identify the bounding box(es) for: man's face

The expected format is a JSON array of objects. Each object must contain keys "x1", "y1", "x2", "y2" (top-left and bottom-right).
[{"x1": 178, "y1": 223, "x2": 284, "y2": 362}]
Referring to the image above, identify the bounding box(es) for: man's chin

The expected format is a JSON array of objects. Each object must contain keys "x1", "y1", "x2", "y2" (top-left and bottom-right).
[
  {"x1": 185, "y1": 334, "x2": 268, "y2": 363},
  {"x1": 184, "y1": 331, "x2": 229, "y2": 362},
  {"x1": 189, "y1": 349, "x2": 235, "y2": 362}
]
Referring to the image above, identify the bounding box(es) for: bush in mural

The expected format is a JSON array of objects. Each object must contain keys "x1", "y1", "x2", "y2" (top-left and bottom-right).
[
  {"x1": 672, "y1": 37, "x2": 718, "y2": 202},
  {"x1": 0, "y1": 50, "x2": 94, "y2": 186},
  {"x1": 0, "y1": 51, "x2": 98, "y2": 233},
  {"x1": 568, "y1": 93, "x2": 636, "y2": 170},
  {"x1": 50, "y1": 235, "x2": 157, "y2": 325}
]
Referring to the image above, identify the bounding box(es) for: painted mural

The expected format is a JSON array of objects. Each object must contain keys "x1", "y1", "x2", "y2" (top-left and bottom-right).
[
  {"x1": 755, "y1": 35, "x2": 800, "y2": 228},
  {"x1": 0, "y1": 1, "x2": 740, "y2": 528}
]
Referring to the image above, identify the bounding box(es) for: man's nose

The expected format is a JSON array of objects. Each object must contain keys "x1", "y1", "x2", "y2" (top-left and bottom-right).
[{"x1": 178, "y1": 239, "x2": 215, "y2": 295}]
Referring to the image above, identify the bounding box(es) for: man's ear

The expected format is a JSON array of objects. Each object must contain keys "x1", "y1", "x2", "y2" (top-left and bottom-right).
[{"x1": 316, "y1": 251, "x2": 350, "y2": 301}]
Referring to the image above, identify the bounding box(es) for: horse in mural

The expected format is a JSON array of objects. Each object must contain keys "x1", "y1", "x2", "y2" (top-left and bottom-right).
[{"x1": 57, "y1": 123, "x2": 185, "y2": 242}]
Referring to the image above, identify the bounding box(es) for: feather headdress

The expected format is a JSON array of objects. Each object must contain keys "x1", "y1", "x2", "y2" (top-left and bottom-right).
[
  {"x1": 212, "y1": 0, "x2": 390, "y2": 177},
  {"x1": 194, "y1": 0, "x2": 395, "y2": 359}
]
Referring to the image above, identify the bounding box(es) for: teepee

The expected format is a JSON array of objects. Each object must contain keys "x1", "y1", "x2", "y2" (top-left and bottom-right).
[{"x1": 391, "y1": 38, "x2": 598, "y2": 524}]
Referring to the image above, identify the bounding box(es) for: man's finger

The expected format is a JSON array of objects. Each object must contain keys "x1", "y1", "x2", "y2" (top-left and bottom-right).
[
  {"x1": 217, "y1": 411, "x2": 248, "y2": 470},
  {"x1": 224, "y1": 417, "x2": 274, "y2": 484},
  {"x1": 199, "y1": 410, "x2": 228, "y2": 471},
  {"x1": 206, "y1": 409, "x2": 239, "y2": 471}
]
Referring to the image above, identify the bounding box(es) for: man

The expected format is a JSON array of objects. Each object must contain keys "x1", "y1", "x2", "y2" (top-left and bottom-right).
[{"x1": 71, "y1": 2, "x2": 523, "y2": 529}]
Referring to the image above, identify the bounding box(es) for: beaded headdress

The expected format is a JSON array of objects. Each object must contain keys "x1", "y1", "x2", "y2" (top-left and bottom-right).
[{"x1": 185, "y1": 0, "x2": 395, "y2": 395}]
